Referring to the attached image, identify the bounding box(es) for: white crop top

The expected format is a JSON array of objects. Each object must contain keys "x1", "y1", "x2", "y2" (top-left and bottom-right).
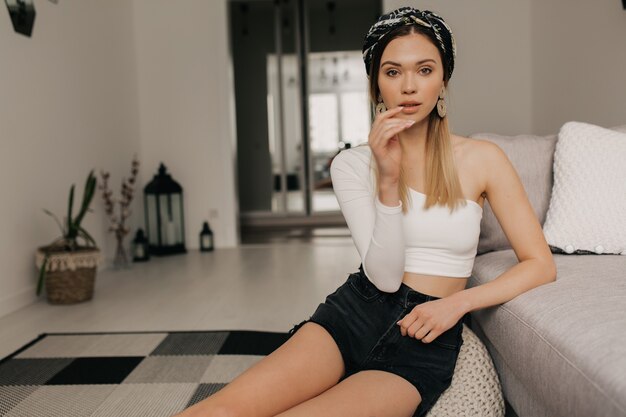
[{"x1": 330, "y1": 145, "x2": 483, "y2": 293}]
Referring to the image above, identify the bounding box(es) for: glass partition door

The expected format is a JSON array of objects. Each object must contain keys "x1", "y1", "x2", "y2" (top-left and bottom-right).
[
  {"x1": 230, "y1": 0, "x2": 380, "y2": 221},
  {"x1": 307, "y1": 51, "x2": 371, "y2": 212}
]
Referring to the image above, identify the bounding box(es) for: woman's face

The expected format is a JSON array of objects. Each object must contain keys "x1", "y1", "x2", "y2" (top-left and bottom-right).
[{"x1": 377, "y1": 32, "x2": 444, "y2": 122}]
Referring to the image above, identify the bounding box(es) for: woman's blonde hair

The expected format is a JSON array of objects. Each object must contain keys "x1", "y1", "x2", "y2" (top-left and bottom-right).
[{"x1": 359, "y1": 24, "x2": 468, "y2": 215}]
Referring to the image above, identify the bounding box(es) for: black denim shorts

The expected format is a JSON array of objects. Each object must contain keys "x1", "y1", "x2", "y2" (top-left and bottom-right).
[{"x1": 288, "y1": 264, "x2": 464, "y2": 417}]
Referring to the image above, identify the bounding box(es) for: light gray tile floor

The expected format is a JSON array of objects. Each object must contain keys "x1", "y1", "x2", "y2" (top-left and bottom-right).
[{"x1": 0, "y1": 235, "x2": 358, "y2": 360}]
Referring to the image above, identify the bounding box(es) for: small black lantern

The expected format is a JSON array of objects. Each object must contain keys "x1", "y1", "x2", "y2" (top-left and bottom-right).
[
  {"x1": 132, "y1": 228, "x2": 150, "y2": 262},
  {"x1": 200, "y1": 221, "x2": 214, "y2": 252},
  {"x1": 144, "y1": 163, "x2": 187, "y2": 256}
]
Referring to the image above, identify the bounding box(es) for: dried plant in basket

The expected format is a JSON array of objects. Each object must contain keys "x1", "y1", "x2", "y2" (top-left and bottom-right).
[{"x1": 36, "y1": 170, "x2": 99, "y2": 297}]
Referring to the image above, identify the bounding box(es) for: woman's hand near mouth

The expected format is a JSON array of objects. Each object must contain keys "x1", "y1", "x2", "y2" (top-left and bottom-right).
[{"x1": 368, "y1": 105, "x2": 415, "y2": 183}]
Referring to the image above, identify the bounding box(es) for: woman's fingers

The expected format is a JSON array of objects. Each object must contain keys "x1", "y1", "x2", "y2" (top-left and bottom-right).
[
  {"x1": 383, "y1": 120, "x2": 415, "y2": 136},
  {"x1": 371, "y1": 118, "x2": 412, "y2": 141},
  {"x1": 368, "y1": 104, "x2": 414, "y2": 180},
  {"x1": 371, "y1": 106, "x2": 404, "y2": 137},
  {"x1": 406, "y1": 319, "x2": 427, "y2": 338},
  {"x1": 375, "y1": 105, "x2": 404, "y2": 121},
  {"x1": 372, "y1": 120, "x2": 414, "y2": 148},
  {"x1": 370, "y1": 106, "x2": 403, "y2": 134},
  {"x1": 410, "y1": 322, "x2": 430, "y2": 340}
]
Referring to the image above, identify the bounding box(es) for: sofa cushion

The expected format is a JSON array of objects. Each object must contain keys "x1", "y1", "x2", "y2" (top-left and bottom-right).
[
  {"x1": 469, "y1": 250, "x2": 626, "y2": 417},
  {"x1": 468, "y1": 123, "x2": 626, "y2": 255},
  {"x1": 542, "y1": 121, "x2": 626, "y2": 255},
  {"x1": 467, "y1": 132, "x2": 557, "y2": 254}
]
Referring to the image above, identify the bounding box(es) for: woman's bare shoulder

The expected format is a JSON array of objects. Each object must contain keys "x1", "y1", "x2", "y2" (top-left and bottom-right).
[
  {"x1": 451, "y1": 134, "x2": 498, "y2": 160},
  {"x1": 451, "y1": 134, "x2": 482, "y2": 158},
  {"x1": 451, "y1": 134, "x2": 494, "y2": 198}
]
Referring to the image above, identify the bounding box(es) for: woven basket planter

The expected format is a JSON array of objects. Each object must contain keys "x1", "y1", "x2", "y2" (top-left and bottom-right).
[{"x1": 35, "y1": 247, "x2": 102, "y2": 305}]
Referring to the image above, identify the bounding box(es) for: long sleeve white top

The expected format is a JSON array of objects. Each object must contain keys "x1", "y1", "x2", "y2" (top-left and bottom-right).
[
  {"x1": 330, "y1": 145, "x2": 406, "y2": 293},
  {"x1": 330, "y1": 145, "x2": 484, "y2": 292}
]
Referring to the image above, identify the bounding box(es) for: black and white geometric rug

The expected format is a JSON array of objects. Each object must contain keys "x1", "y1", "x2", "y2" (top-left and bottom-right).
[{"x1": 0, "y1": 330, "x2": 289, "y2": 417}]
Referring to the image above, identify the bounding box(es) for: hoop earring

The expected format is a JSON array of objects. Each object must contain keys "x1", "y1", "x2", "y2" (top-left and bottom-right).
[
  {"x1": 437, "y1": 87, "x2": 447, "y2": 118},
  {"x1": 376, "y1": 100, "x2": 387, "y2": 114}
]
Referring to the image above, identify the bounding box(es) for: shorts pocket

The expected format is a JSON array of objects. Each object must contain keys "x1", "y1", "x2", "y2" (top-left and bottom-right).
[{"x1": 348, "y1": 273, "x2": 382, "y2": 303}]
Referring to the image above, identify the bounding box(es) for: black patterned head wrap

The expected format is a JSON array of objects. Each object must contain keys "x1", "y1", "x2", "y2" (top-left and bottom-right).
[{"x1": 362, "y1": 6, "x2": 456, "y2": 80}]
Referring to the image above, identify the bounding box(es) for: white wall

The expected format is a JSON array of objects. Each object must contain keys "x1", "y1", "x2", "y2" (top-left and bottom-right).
[
  {"x1": 0, "y1": 0, "x2": 141, "y2": 317},
  {"x1": 132, "y1": 0, "x2": 239, "y2": 251},
  {"x1": 531, "y1": 0, "x2": 626, "y2": 135}
]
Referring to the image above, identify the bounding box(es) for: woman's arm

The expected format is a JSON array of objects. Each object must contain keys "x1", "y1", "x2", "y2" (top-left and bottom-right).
[
  {"x1": 449, "y1": 259, "x2": 556, "y2": 314},
  {"x1": 330, "y1": 148, "x2": 405, "y2": 293},
  {"x1": 448, "y1": 141, "x2": 557, "y2": 313}
]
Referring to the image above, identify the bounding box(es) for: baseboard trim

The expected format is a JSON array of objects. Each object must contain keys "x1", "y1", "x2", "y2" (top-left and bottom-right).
[
  {"x1": 0, "y1": 286, "x2": 37, "y2": 319},
  {"x1": 240, "y1": 213, "x2": 346, "y2": 228}
]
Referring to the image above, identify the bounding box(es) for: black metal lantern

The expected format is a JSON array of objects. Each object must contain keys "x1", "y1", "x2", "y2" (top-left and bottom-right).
[
  {"x1": 200, "y1": 221, "x2": 214, "y2": 252},
  {"x1": 144, "y1": 163, "x2": 187, "y2": 256},
  {"x1": 132, "y1": 228, "x2": 150, "y2": 262}
]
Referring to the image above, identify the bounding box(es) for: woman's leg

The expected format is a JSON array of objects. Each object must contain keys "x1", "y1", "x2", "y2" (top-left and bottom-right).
[
  {"x1": 274, "y1": 369, "x2": 422, "y2": 417},
  {"x1": 171, "y1": 321, "x2": 346, "y2": 417}
]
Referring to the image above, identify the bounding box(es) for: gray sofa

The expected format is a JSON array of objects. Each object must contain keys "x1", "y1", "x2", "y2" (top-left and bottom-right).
[{"x1": 465, "y1": 124, "x2": 626, "y2": 417}]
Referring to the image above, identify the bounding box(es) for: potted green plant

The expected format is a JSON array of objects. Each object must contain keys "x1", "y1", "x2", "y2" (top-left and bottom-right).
[{"x1": 35, "y1": 170, "x2": 102, "y2": 304}]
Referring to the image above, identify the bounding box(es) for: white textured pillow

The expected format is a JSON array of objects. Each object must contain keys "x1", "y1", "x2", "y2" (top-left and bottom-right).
[{"x1": 543, "y1": 121, "x2": 626, "y2": 255}]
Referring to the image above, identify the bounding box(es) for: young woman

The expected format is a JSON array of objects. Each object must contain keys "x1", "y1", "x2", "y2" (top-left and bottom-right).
[{"x1": 173, "y1": 6, "x2": 556, "y2": 417}]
